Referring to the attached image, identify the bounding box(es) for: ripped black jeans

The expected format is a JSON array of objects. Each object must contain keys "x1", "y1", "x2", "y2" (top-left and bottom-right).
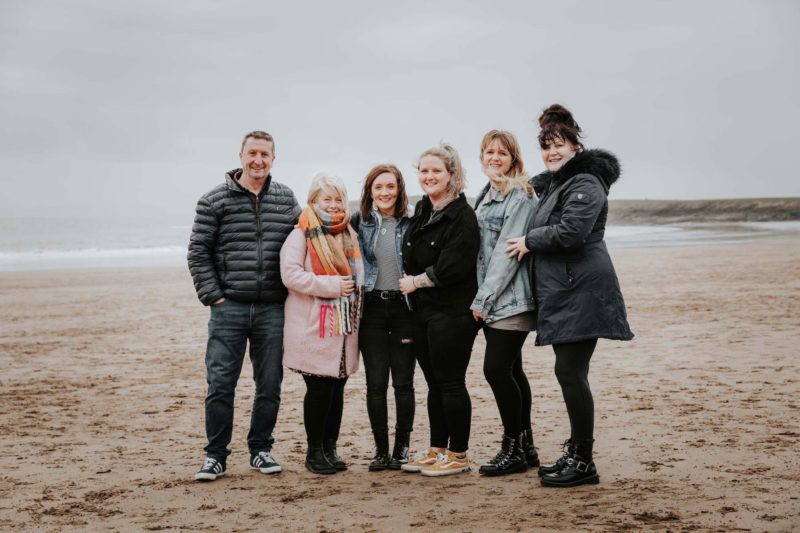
[{"x1": 359, "y1": 296, "x2": 416, "y2": 435}]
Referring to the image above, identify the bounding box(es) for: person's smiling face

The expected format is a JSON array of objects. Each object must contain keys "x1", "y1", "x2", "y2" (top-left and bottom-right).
[
  {"x1": 481, "y1": 139, "x2": 513, "y2": 177},
  {"x1": 541, "y1": 136, "x2": 578, "y2": 173},
  {"x1": 418, "y1": 155, "x2": 451, "y2": 202}
]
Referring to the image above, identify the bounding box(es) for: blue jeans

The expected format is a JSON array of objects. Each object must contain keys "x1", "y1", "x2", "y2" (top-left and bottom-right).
[{"x1": 204, "y1": 299, "x2": 284, "y2": 461}]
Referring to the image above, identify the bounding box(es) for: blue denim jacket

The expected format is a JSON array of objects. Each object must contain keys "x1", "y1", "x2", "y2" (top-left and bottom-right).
[
  {"x1": 471, "y1": 184, "x2": 537, "y2": 323},
  {"x1": 353, "y1": 209, "x2": 411, "y2": 292}
]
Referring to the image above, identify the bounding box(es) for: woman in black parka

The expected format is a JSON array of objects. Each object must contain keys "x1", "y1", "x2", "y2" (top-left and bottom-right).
[{"x1": 507, "y1": 104, "x2": 634, "y2": 487}]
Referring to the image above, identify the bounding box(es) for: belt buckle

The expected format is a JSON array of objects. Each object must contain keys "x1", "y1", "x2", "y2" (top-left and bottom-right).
[{"x1": 379, "y1": 290, "x2": 391, "y2": 300}]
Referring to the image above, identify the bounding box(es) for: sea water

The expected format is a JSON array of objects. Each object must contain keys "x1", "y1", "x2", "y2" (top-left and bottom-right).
[{"x1": 1, "y1": 217, "x2": 798, "y2": 272}]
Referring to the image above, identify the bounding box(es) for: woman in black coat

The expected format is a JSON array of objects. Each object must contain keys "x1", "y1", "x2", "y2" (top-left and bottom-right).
[
  {"x1": 507, "y1": 104, "x2": 634, "y2": 487},
  {"x1": 398, "y1": 143, "x2": 481, "y2": 477}
]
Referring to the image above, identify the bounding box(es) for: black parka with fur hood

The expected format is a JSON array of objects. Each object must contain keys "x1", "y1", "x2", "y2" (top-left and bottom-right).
[
  {"x1": 188, "y1": 169, "x2": 301, "y2": 306},
  {"x1": 525, "y1": 149, "x2": 634, "y2": 346}
]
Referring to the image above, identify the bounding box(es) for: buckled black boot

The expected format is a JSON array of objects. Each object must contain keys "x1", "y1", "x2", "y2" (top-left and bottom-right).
[
  {"x1": 521, "y1": 429, "x2": 540, "y2": 468},
  {"x1": 388, "y1": 431, "x2": 410, "y2": 470},
  {"x1": 540, "y1": 452, "x2": 599, "y2": 487},
  {"x1": 323, "y1": 438, "x2": 347, "y2": 471},
  {"x1": 479, "y1": 434, "x2": 528, "y2": 476},
  {"x1": 369, "y1": 432, "x2": 390, "y2": 471},
  {"x1": 538, "y1": 438, "x2": 573, "y2": 477},
  {"x1": 306, "y1": 444, "x2": 336, "y2": 475}
]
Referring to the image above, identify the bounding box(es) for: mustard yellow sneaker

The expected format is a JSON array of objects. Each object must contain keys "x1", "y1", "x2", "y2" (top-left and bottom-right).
[
  {"x1": 401, "y1": 449, "x2": 439, "y2": 473},
  {"x1": 420, "y1": 451, "x2": 470, "y2": 477}
]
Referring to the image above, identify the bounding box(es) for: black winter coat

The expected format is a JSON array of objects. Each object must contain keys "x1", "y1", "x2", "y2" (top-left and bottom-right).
[
  {"x1": 525, "y1": 149, "x2": 634, "y2": 346},
  {"x1": 403, "y1": 194, "x2": 480, "y2": 319},
  {"x1": 188, "y1": 169, "x2": 301, "y2": 306}
]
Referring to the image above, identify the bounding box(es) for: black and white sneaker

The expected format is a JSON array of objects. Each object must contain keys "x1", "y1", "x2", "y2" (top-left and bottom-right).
[
  {"x1": 195, "y1": 457, "x2": 226, "y2": 481},
  {"x1": 250, "y1": 451, "x2": 282, "y2": 474}
]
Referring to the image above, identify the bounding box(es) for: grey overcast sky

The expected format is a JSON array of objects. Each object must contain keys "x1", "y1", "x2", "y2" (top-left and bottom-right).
[{"x1": 0, "y1": 0, "x2": 798, "y2": 219}]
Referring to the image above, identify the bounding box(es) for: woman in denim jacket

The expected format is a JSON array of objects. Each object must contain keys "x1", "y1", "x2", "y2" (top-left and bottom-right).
[
  {"x1": 352, "y1": 164, "x2": 416, "y2": 471},
  {"x1": 471, "y1": 130, "x2": 538, "y2": 477}
]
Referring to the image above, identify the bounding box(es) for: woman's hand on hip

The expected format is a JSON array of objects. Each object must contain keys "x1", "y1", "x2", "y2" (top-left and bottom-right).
[{"x1": 505, "y1": 236, "x2": 530, "y2": 262}]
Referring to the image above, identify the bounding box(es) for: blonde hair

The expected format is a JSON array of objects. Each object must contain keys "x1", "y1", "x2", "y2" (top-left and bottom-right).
[
  {"x1": 415, "y1": 143, "x2": 466, "y2": 200},
  {"x1": 480, "y1": 130, "x2": 532, "y2": 197},
  {"x1": 307, "y1": 171, "x2": 348, "y2": 206}
]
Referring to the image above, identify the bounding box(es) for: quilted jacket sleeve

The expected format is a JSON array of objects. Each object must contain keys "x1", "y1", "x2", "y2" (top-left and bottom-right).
[{"x1": 187, "y1": 194, "x2": 224, "y2": 306}]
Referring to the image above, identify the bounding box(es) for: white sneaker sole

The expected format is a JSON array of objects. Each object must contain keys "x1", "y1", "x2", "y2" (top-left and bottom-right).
[
  {"x1": 401, "y1": 463, "x2": 433, "y2": 473},
  {"x1": 251, "y1": 465, "x2": 282, "y2": 474},
  {"x1": 195, "y1": 471, "x2": 225, "y2": 481},
  {"x1": 420, "y1": 465, "x2": 470, "y2": 477}
]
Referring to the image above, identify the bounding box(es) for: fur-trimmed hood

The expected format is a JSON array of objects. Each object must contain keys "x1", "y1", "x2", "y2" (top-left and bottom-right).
[{"x1": 530, "y1": 149, "x2": 621, "y2": 196}]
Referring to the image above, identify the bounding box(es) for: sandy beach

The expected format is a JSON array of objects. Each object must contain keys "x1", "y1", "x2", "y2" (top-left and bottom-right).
[{"x1": 1, "y1": 238, "x2": 799, "y2": 532}]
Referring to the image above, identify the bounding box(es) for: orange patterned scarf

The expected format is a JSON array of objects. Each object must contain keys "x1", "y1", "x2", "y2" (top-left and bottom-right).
[{"x1": 298, "y1": 205, "x2": 364, "y2": 336}]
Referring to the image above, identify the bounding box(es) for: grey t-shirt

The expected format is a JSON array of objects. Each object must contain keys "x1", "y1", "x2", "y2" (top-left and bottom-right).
[{"x1": 373, "y1": 216, "x2": 402, "y2": 291}]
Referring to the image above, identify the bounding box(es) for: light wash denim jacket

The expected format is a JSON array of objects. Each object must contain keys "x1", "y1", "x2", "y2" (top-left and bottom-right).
[
  {"x1": 353, "y1": 208, "x2": 411, "y2": 292},
  {"x1": 471, "y1": 184, "x2": 537, "y2": 323}
]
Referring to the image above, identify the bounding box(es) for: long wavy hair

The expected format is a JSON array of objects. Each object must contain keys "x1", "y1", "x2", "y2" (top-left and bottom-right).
[{"x1": 359, "y1": 164, "x2": 409, "y2": 222}]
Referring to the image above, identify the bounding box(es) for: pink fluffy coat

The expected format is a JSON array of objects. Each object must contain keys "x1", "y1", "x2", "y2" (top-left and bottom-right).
[{"x1": 279, "y1": 228, "x2": 360, "y2": 378}]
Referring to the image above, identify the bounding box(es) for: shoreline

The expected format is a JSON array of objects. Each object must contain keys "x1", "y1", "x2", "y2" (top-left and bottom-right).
[{"x1": 1, "y1": 240, "x2": 799, "y2": 531}]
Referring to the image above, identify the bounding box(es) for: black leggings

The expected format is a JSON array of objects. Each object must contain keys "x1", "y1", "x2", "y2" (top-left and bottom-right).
[
  {"x1": 482, "y1": 327, "x2": 532, "y2": 438},
  {"x1": 415, "y1": 311, "x2": 478, "y2": 454},
  {"x1": 302, "y1": 375, "x2": 347, "y2": 445},
  {"x1": 552, "y1": 339, "x2": 597, "y2": 443}
]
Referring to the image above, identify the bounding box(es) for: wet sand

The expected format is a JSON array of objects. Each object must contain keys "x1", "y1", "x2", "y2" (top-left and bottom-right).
[{"x1": 1, "y1": 239, "x2": 798, "y2": 532}]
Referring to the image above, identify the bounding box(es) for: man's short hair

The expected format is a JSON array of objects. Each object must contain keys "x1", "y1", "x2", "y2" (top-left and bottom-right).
[{"x1": 241, "y1": 130, "x2": 275, "y2": 155}]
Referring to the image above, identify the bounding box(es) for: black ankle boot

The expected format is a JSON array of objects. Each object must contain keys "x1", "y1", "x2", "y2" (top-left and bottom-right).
[
  {"x1": 388, "y1": 431, "x2": 410, "y2": 470},
  {"x1": 323, "y1": 438, "x2": 347, "y2": 471},
  {"x1": 479, "y1": 434, "x2": 528, "y2": 476},
  {"x1": 538, "y1": 438, "x2": 573, "y2": 477},
  {"x1": 369, "y1": 432, "x2": 390, "y2": 471},
  {"x1": 540, "y1": 452, "x2": 599, "y2": 487},
  {"x1": 521, "y1": 429, "x2": 540, "y2": 468},
  {"x1": 306, "y1": 444, "x2": 336, "y2": 475}
]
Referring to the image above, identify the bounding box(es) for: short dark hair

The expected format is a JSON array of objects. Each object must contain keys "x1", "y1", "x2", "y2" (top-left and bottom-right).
[
  {"x1": 359, "y1": 164, "x2": 409, "y2": 222},
  {"x1": 538, "y1": 104, "x2": 583, "y2": 150},
  {"x1": 241, "y1": 130, "x2": 275, "y2": 155}
]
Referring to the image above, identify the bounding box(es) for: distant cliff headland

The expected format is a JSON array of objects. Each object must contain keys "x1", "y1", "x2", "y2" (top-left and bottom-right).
[{"x1": 606, "y1": 198, "x2": 800, "y2": 224}]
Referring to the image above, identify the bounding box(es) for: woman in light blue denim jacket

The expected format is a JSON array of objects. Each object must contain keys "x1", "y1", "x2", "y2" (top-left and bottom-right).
[
  {"x1": 471, "y1": 130, "x2": 539, "y2": 477},
  {"x1": 351, "y1": 164, "x2": 416, "y2": 472}
]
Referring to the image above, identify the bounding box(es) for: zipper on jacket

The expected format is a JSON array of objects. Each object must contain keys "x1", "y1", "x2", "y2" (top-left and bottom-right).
[
  {"x1": 566, "y1": 264, "x2": 574, "y2": 286},
  {"x1": 254, "y1": 194, "x2": 263, "y2": 300}
]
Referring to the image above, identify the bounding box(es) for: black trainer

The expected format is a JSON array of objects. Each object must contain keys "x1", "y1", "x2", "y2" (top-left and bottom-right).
[
  {"x1": 195, "y1": 456, "x2": 226, "y2": 481},
  {"x1": 538, "y1": 439, "x2": 573, "y2": 477},
  {"x1": 250, "y1": 450, "x2": 282, "y2": 474},
  {"x1": 540, "y1": 454, "x2": 599, "y2": 487}
]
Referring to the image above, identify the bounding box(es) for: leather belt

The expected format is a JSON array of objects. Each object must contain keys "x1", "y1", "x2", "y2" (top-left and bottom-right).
[{"x1": 366, "y1": 290, "x2": 403, "y2": 301}]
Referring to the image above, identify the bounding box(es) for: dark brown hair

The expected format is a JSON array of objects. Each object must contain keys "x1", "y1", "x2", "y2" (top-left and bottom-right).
[
  {"x1": 241, "y1": 130, "x2": 275, "y2": 155},
  {"x1": 359, "y1": 164, "x2": 409, "y2": 221},
  {"x1": 538, "y1": 104, "x2": 583, "y2": 150}
]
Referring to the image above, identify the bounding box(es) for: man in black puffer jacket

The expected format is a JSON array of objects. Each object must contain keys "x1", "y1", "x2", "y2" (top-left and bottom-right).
[{"x1": 188, "y1": 131, "x2": 301, "y2": 481}]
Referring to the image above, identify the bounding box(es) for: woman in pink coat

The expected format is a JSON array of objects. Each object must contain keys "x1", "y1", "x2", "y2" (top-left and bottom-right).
[{"x1": 280, "y1": 171, "x2": 364, "y2": 475}]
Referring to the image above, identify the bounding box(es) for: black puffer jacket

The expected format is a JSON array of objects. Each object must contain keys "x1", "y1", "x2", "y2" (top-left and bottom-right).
[
  {"x1": 188, "y1": 169, "x2": 301, "y2": 306},
  {"x1": 525, "y1": 149, "x2": 634, "y2": 346}
]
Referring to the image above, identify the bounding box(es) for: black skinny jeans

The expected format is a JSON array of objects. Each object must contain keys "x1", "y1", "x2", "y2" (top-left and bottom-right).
[
  {"x1": 415, "y1": 311, "x2": 478, "y2": 454},
  {"x1": 552, "y1": 338, "x2": 597, "y2": 446},
  {"x1": 482, "y1": 327, "x2": 532, "y2": 438},
  {"x1": 302, "y1": 375, "x2": 347, "y2": 446},
  {"x1": 359, "y1": 296, "x2": 416, "y2": 436}
]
